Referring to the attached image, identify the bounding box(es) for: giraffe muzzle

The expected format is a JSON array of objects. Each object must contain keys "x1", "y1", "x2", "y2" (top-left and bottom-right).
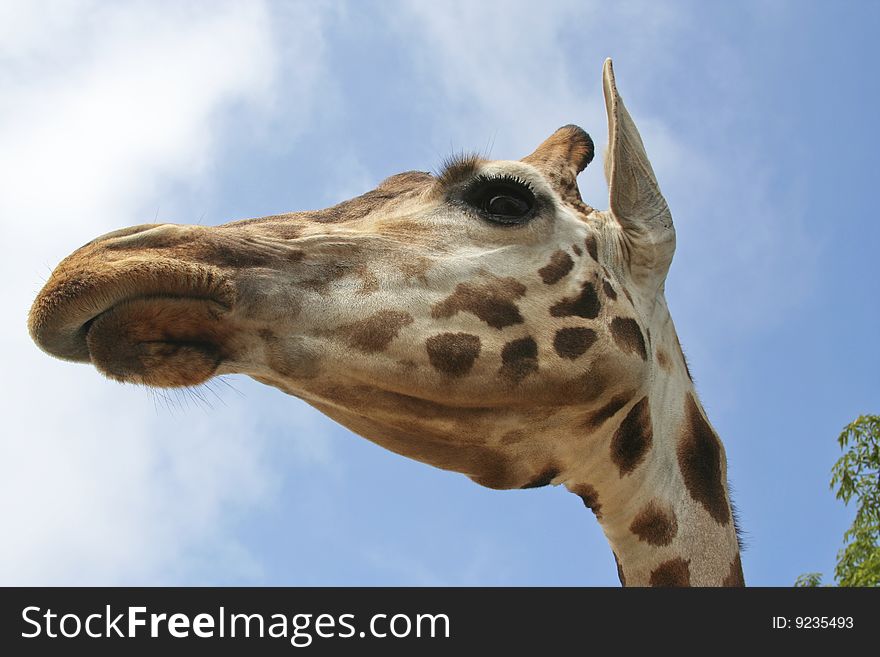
[{"x1": 28, "y1": 239, "x2": 236, "y2": 377}]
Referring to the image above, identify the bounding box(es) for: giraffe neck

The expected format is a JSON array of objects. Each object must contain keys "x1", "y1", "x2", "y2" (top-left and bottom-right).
[{"x1": 563, "y1": 361, "x2": 743, "y2": 586}]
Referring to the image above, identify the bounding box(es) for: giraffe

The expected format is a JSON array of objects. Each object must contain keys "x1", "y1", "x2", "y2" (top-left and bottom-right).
[{"x1": 29, "y1": 60, "x2": 743, "y2": 587}]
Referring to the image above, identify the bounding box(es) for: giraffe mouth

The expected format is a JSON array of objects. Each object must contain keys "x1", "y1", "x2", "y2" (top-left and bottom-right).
[
  {"x1": 28, "y1": 255, "x2": 235, "y2": 386},
  {"x1": 83, "y1": 295, "x2": 231, "y2": 387}
]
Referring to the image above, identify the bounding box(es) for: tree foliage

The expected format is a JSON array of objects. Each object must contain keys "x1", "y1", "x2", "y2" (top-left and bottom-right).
[
  {"x1": 829, "y1": 415, "x2": 880, "y2": 586},
  {"x1": 796, "y1": 415, "x2": 880, "y2": 586},
  {"x1": 793, "y1": 572, "x2": 822, "y2": 587}
]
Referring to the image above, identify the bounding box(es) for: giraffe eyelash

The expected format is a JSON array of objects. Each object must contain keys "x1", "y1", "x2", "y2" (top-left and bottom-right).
[{"x1": 468, "y1": 173, "x2": 535, "y2": 193}]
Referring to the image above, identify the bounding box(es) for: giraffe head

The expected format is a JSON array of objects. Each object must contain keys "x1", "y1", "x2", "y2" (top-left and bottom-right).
[{"x1": 29, "y1": 60, "x2": 678, "y2": 492}]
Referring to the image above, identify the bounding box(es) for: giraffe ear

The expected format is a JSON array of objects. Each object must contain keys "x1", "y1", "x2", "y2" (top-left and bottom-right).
[
  {"x1": 522, "y1": 124, "x2": 594, "y2": 184},
  {"x1": 603, "y1": 58, "x2": 675, "y2": 288}
]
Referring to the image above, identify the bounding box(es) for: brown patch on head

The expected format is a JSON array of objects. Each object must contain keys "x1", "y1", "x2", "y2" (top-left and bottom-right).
[
  {"x1": 570, "y1": 483, "x2": 602, "y2": 519},
  {"x1": 550, "y1": 281, "x2": 600, "y2": 319},
  {"x1": 432, "y1": 276, "x2": 526, "y2": 329},
  {"x1": 572, "y1": 244, "x2": 583, "y2": 257},
  {"x1": 553, "y1": 327, "x2": 597, "y2": 360},
  {"x1": 649, "y1": 558, "x2": 691, "y2": 587},
  {"x1": 500, "y1": 337, "x2": 538, "y2": 382},
  {"x1": 610, "y1": 317, "x2": 647, "y2": 360},
  {"x1": 622, "y1": 287, "x2": 634, "y2": 306},
  {"x1": 425, "y1": 332, "x2": 481, "y2": 377},
  {"x1": 583, "y1": 392, "x2": 631, "y2": 432},
  {"x1": 294, "y1": 254, "x2": 362, "y2": 295},
  {"x1": 602, "y1": 279, "x2": 617, "y2": 300},
  {"x1": 722, "y1": 554, "x2": 745, "y2": 587},
  {"x1": 521, "y1": 465, "x2": 560, "y2": 489},
  {"x1": 584, "y1": 234, "x2": 598, "y2": 260},
  {"x1": 629, "y1": 500, "x2": 678, "y2": 546},
  {"x1": 538, "y1": 250, "x2": 574, "y2": 285},
  {"x1": 398, "y1": 256, "x2": 433, "y2": 285},
  {"x1": 610, "y1": 396, "x2": 653, "y2": 476},
  {"x1": 656, "y1": 348, "x2": 671, "y2": 371},
  {"x1": 678, "y1": 394, "x2": 731, "y2": 524},
  {"x1": 353, "y1": 265, "x2": 379, "y2": 295},
  {"x1": 337, "y1": 310, "x2": 413, "y2": 354}
]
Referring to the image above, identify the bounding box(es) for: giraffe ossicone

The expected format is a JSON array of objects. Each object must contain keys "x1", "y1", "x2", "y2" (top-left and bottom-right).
[{"x1": 29, "y1": 59, "x2": 744, "y2": 587}]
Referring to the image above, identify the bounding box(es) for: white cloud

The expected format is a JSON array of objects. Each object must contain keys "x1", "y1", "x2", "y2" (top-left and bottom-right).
[
  {"x1": 0, "y1": 1, "x2": 278, "y2": 251},
  {"x1": 0, "y1": 0, "x2": 335, "y2": 584}
]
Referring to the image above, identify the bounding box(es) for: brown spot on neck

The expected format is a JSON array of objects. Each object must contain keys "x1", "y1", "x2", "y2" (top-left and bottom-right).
[
  {"x1": 722, "y1": 554, "x2": 745, "y2": 587},
  {"x1": 550, "y1": 281, "x2": 600, "y2": 319},
  {"x1": 649, "y1": 557, "x2": 691, "y2": 587},
  {"x1": 602, "y1": 279, "x2": 617, "y2": 300},
  {"x1": 538, "y1": 250, "x2": 574, "y2": 285},
  {"x1": 610, "y1": 317, "x2": 647, "y2": 360},
  {"x1": 656, "y1": 348, "x2": 671, "y2": 371},
  {"x1": 678, "y1": 393, "x2": 731, "y2": 524},
  {"x1": 629, "y1": 500, "x2": 678, "y2": 546},
  {"x1": 337, "y1": 310, "x2": 414, "y2": 353},
  {"x1": 583, "y1": 392, "x2": 631, "y2": 432},
  {"x1": 425, "y1": 332, "x2": 481, "y2": 377},
  {"x1": 610, "y1": 396, "x2": 653, "y2": 476},
  {"x1": 570, "y1": 483, "x2": 602, "y2": 519},
  {"x1": 500, "y1": 336, "x2": 538, "y2": 382},
  {"x1": 521, "y1": 465, "x2": 560, "y2": 489},
  {"x1": 584, "y1": 234, "x2": 598, "y2": 260},
  {"x1": 553, "y1": 327, "x2": 597, "y2": 360},
  {"x1": 432, "y1": 276, "x2": 526, "y2": 329}
]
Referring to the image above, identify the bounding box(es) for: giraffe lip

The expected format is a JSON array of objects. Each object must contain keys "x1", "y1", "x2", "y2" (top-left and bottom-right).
[
  {"x1": 28, "y1": 259, "x2": 233, "y2": 365},
  {"x1": 83, "y1": 296, "x2": 229, "y2": 387}
]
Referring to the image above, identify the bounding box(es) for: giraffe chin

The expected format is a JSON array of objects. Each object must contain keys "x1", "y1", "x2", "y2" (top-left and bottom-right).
[{"x1": 84, "y1": 296, "x2": 229, "y2": 388}]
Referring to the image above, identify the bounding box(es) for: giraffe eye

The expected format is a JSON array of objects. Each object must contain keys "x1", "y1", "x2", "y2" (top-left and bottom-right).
[{"x1": 463, "y1": 175, "x2": 536, "y2": 225}]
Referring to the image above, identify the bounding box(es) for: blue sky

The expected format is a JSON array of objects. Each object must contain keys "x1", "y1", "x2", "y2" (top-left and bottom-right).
[{"x1": 1, "y1": 0, "x2": 877, "y2": 585}]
